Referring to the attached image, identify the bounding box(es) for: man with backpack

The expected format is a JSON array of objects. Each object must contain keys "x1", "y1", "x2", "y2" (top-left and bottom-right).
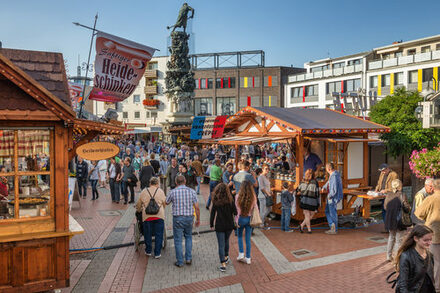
[
  {"x1": 135, "y1": 177, "x2": 166, "y2": 258},
  {"x1": 322, "y1": 162, "x2": 343, "y2": 235}
]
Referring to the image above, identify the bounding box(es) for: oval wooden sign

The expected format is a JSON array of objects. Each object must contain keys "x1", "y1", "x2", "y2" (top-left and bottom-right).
[{"x1": 76, "y1": 142, "x2": 120, "y2": 161}]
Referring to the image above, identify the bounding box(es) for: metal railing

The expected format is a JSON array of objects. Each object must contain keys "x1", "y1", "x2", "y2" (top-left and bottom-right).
[{"x1": 288, "y1": 64, "x2": 363, "y2": 83}]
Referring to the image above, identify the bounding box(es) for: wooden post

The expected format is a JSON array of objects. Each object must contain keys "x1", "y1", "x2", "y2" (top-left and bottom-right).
[
  {"x1": 234, "y1": 144, "x2": 239, "y2": 172},
  {"x1": 296, "y1": 135, "x2": 304, "y2": 184}
]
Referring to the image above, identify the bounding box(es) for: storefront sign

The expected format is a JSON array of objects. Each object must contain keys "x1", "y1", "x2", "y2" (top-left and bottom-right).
[
  {"x1": 76, "y1": 142, "x2": 120, "y2": 160},
  {"x1": 88, "y1": 32, "x2": 156, "y2": 102},
  {"x1": 190, "y1": 116, "x2": 227, "y2": 140}
]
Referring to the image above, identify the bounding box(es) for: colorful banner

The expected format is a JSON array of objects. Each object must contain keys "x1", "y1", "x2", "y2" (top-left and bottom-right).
[
  {"x1": 190, "y1": 116, "x2": 227, "y2": 140},
  {"x1": 88, "y1": 32, "x2": 156, "y2": 102},
  {"x1": 68, "y1": 82, "x2": 83, "y2": 111}
]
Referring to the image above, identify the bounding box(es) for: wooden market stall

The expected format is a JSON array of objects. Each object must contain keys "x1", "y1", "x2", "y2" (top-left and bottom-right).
[
  {"x1": 0, "y1": 48, "x2": 123, "y2": 292},
  {"x1": 213, "y1": 106, "x2": 390, "y2": 220}
]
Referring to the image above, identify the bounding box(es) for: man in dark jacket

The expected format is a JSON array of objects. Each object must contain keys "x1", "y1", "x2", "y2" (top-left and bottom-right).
[
  {"x1": 150, "y1": 153, "x2": 160, "y2": 175},
  {"x1": 166, "y1": 158, "x2": 179, "y2": 190},
  {"x1": 76, "y1": 156, "x2": 89, "y2": 198}
]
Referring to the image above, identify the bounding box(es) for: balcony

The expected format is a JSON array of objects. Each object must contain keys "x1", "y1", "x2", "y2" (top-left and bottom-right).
[
  {"x1": 144, "y1": 69, "x2": 158, "y2": 79},
  {"x1": 368, "y1": 50, "x2": 440, "y2": 70},
  {"x1": 144, "y1": 85, "x2": 158, "y2": 95},
  {"x1": 288, "y1": 64, "x2": 363, "y2": 83}
]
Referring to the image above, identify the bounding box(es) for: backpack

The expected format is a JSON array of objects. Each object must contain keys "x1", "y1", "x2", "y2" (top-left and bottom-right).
[{"x1": 144, "y1": 188, "x2": 160, "y2": 215}]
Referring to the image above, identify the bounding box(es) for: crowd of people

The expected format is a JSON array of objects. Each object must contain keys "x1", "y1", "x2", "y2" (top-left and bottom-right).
[{"x1": 72, "y1": 138, "x2": 440, "y2": 292}]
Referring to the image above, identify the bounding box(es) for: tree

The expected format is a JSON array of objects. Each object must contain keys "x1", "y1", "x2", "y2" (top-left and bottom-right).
[{"x1": 369, "y1": 87, "x2": 440, "y2": 158}]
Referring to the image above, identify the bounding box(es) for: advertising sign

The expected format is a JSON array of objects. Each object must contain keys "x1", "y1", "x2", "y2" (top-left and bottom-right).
[
  {"x1": 68, "y1": 82, "x2": 83, "y2": 111},
  {"x1": 190, "y1": 116, "x2": 227, "y2": 140},
  {"x1": 88, "y1": 32, "x2": 156, "y2": 102},
  {"x1": 76, "y1": 142, "x2": 120, "y2": 161}
]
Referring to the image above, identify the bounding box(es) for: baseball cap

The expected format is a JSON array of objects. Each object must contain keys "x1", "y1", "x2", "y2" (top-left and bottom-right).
[{"x1": 378, "y1": 163, "x2": 389, "y2": 171}]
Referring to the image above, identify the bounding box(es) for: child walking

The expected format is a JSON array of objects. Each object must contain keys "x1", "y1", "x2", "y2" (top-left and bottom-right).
[{"x1": 280, "y1": 182, "x2": 294, "y2": 232}]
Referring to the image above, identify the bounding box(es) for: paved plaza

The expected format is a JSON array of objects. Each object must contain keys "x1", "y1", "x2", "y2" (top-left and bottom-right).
[{"x1": 64, "y1": 184, "x2": 395, "y2": 293}]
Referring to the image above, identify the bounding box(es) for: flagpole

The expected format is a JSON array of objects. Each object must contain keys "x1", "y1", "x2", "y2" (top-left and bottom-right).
[{"x1": 77, "y1": 13, "x2": 98, "y2": 119}]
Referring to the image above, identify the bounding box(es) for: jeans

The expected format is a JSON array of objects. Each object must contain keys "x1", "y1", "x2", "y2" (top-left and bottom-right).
[
  {"x1": 109, "y1": 179, "x2": 120, "y2": 202},
  {"x1": 325, "y1": 202, "x2": 338, "y2": 230},
  {"x1": 237, "y1": 216, "x2": 252, "y2": 258},
  {"x1": 173, "y1": 216, "x2": 193, "y2": 265},
  {"x1": 281, "y1": 208, "x2": 291, "y2": 231},
  {"x1": 206, "y1": 180, "x2": 219, "y2": 208},
  {"x1": 122, "y1": 181, "x2": 134, "y2": 203},
  {"x1": 143, "y1": 219, "x2": 164, "y2": 256},
  {"x1": 196, "y1": 176, "x2": 201, "y2": 194},
  {"x1": 77, "y1": 178, "x2": 87, "y2": 198},
  {"x1": 259, "y1": 197, "x2": 269, "y2": 223},
  {"x1": 90, "y1": 179, "x2": 98, "y2": 200},
  {"x1": 216, "y1": 230, "x2": 232, "y2": 263},
  {"x1": 109, "y1": 178, "x2": 116, "y2": 201}
]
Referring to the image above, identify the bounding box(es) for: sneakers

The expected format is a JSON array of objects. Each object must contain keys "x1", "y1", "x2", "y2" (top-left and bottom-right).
[
  {"x1": 218, "y1": 266, "x2": 226, "y2": 272},
  {"x1": 185, "y1": 259, "x2": 192, "y2": 265},
  {"x1": 325, "y1": 223, "x2": 337, "y2": 235},
  {"x1": 285, "y1": 230, "x2": 294, "y2": 233},
  {"x1": 174, "y1": 262, "x2": 184, "y2": 268},
  {"x1": 145, "y1": 252, "x2": 152, "y2": 256},
  {"x1": 224, "y1": 257, "x2": 230, "y2": 264},
  {"x1": 245, "y1": 257, "x2": 251, "y2": 265},
  {"x1": 154, "y1": 254, "x2": 161, "y2": 259},
  {"x1": 237, "y1": 253, "x2": 245, "y2": 262}
]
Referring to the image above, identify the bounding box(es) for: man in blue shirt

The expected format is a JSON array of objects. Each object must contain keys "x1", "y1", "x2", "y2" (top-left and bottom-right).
[
  {"x1": 303, "y1": 147, "x2": 322, "y2": 174},
  {"x1": 322, "y1": 162, "x2": 343, "y2": 235},
  {"x1": 233, "y1": 160, "x2": 257, "y2": 194}
]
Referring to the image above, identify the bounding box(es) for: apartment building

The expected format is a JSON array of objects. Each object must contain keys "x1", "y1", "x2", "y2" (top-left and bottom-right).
[
  {"x1": 286, "y1": 34, "x2": 440, "y2": 110},
  {"x1": 193, "y1": 51, "x2": 304, "y2": 116}
]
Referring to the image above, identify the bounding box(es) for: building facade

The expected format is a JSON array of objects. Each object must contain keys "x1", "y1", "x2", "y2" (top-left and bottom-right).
[{"x1": 286, "y1": 34, "x2": 440, "y2": 110}]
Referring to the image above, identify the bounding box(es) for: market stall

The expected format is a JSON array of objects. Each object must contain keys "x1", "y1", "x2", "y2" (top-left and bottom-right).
[
  {"x1": 212, "y1": 106, "x2": 390, "y2": 220},
  {"x1": 0, "y1": 48, "x2": 123, "y2": 292}
]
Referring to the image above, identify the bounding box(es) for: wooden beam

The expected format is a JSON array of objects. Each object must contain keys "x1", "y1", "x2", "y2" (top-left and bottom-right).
[
  {"x1": 68, "y1": 130, "x2": 99, "y2": 161},
  {"x1": 296, "y1": 135, "x2": 304, "y2": 184}
]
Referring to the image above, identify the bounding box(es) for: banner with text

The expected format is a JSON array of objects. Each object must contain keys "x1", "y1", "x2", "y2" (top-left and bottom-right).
[
  {"x1": 190, "y1": 116, "x2": 227, "y2": 140},
  {"x1": 88, "y1": 32, "x2": 156, "y2": 102}
]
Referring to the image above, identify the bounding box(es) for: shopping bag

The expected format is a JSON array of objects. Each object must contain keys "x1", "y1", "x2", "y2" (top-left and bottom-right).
[{"x1": 250, "y1": 206, "x2": 262, "y2": 227}]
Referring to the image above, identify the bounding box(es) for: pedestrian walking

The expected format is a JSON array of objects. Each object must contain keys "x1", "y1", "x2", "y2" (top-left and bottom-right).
[
  {"x1": 206, "y1": 159, "x2": 222, "y2": 209},
  {"x1": 179, "y1": 163, "x2": 197, "y2": 190},
  {"x1": 297, "y1": 168, "x2": 320, "y2": 234},
  {"x1": 210, "y1": 183, "x2": 237, "y2": 272},
  {"x1": 415, "y1": 179, "x2": 440, "y2": 292},
  {"x1": 76, "y1": 156, "x2": 88, "y2": 198},
  {"x1": 166, "y1": 175, "x2": 200, "y2": 267},
  {"x1": 108, "y1": 157, "x2": 121, "y2": 203},
  {"x1": 166, "y1": 158, "x2": 179, "y2": 190},
  {"x1": 258, "y1": 164, "x2": 272, "y2": 227},
  {"x1": 136, "y1": 177, "x2": 166, "y2": 258},
  {"x1": 98, "y1": 159, "x2": 108, "y2": 188},
  {"x1": 280, "y1": 182, "x2": 294, "y2": 232},
  {"x1": 132, "y1": 153, "x2": 142, "y2": 177},
  {"x1": 139, "y1": 160, "x2": 155, "y2": 190},
  {"x1": 236, "y1": 181, "x2": 258, "y2": 265},
  {"x1": 322, "y1": 163, "x2": 343, "y2": 235},
  {"x1": 121, "y1": 157, "x2": 136, "y2": 204},
  {"x1": 88, "y1": 160, "x2": 100, "y2": 201},
  {"x1": 395, "y1": 224, "x2": 435, "y2": 292},
  {"x1": 191, "y1": 155, "x2": 203, "y2": 195},
  {"x1": 384, "y1": 179, "x2": 408, "y2": 262},
  {"x1": 150, "y1": 153, "x2": 160, "y2": 175}
]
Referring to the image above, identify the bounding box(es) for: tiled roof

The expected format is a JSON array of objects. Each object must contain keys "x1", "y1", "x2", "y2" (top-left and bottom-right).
[{"x1": 0, "y1": 48, "x2": 71, "y2": 108}]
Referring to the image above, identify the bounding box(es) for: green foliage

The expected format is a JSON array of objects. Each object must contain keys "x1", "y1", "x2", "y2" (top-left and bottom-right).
[{"x1": 369, "y1": 87, "x2": 440, "y2": 157}]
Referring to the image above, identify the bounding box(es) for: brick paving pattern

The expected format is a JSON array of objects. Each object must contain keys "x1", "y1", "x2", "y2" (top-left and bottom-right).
[{"x1": 63, "y1": 184, "x2": 395, "y2": 293}]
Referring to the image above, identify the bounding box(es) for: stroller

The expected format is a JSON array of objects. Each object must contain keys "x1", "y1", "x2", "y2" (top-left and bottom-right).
[{"x1": 134, "y1": 211, "x2": 167, "y2": 251}]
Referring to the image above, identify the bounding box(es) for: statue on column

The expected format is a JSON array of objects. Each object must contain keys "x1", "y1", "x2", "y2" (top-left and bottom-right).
[{"x1": 167, "y1": 3, "x2": 194, "y2": 33}]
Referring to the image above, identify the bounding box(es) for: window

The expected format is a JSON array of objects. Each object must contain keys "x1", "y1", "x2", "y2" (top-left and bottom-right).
[
  {"x1": 382, "y1": 74, "x2": 391, "y2": 87},
  {"x1": 194, "y1": 98, "x2": 213, "y2": 116},
  {"x1": 215, "y1": 78, "x2": 222, "y2": 89},
  {"x1": 215, "y1": 77, "x2": 236, "y2": 89},
  {"x1": 310, "y1": 64, "x2": 330, "y2": 73},
  {"x1": 0, "y1": 129, "x2": 52, "y2": 219},
  {"x1": 436, "y1": 44, "x2": 440, "y2": 51},
  {"x1": 305, "y1": 84, "x2": 318, "y2": 96},
  {"x1": 216, "y1": 97, "x2": 236, "y2": 116},
  {"x1": 239, "y1": 96, "x2": 260, "y2": 108},
  {"x1": 326, "y1": 81, "x2": 341, "y2": 94},
  {"x1": 134, "y1": 111, "x2": 140, "y2": 119},
  {"x1": 407, "y1": 49, "x2": 416, "y2": 55},
  {"x1": 263, "y1": 96, "x2": 278, "y2": 107},
  {"x1": 147, "y1": 62, "x2": 158, "y2": 70},
  {"x1": 347, "y1": 59, "x2": 361, "y2": 66},
  {"x1": 421, "y1": 46, "x2": 431, "y2": 53},
  {"x1": 409, "y1": 70, "x2": 418, "y2": 83},
  {"x1": 333, "y1": 62, "x2": 345, "y2": 69},
  {"x1": 264, "y1": 76, "x2": 278, "y2": 87},
  {"x1": 345, "y1": 78, "x2": 361, "y2": 92},
  {"x1": 151, "y1": 112, "x2": 158, "y2": 119},
  {"x1": 196, "y1": 78, "x2": 213, "y2": 89},
  {"x1": 133, "y1": 95, "x2": 140, "y2": 103},
  {"x1": 123, "y1": 112, "x2": 128, "y2": 119},
  {"x1": 291, "y1": 87, "x2": 303, "y2": 98},
  {"x1": 423, "y1": 68, "x2": 433, "y2": 82},
  {"x1": 395, "y1": 51, "x2": 403, "y2": 58},
  {"x1": 395, "y1": 72, "x2": 404, "y2": 85},
  {"x1": 145, "y1": 111, "x2": 150, "y2": 118},
  {"x1": 240, "y1": 76, "x2": 260, "y2": 88},
  {"x1": 370, "y1": 76, "x2": 378, "y2": 88}
]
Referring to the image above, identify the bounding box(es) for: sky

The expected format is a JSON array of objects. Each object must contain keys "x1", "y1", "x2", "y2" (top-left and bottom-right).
[{"x1": 2, "y1": 0, "x2": 440, "y2": 76}]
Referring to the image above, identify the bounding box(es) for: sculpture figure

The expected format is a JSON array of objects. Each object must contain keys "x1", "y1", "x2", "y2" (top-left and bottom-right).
[{"x1": 167, "y1": 3, "x2": 194, "y2": 33}]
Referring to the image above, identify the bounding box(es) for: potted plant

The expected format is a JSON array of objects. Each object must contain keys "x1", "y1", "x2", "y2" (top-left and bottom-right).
[{"x1": 143, "y1": 99, "x2": 160, "y2": 109}]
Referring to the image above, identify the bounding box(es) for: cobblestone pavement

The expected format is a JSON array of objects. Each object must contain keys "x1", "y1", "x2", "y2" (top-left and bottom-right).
[{"x1": 64, "y1": 184, "x2": 395, "y2": 293}]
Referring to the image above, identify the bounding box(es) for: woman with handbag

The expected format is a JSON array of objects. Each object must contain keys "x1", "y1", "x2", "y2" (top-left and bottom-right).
[
  {"x1": 384, "y1": 179, "x2": 410, "y2": 262},
  {"x1": 236, "y1": 180, "x2": 259, "y2": 265},
  {"x1": 395, "y1": 224, "x2": 435, "y2": 292},
  {"x1": 297, "y1": 169, "x2": 320, "y2": 234},
  {"x1": 258, "y1": 164, "x2": 272, "y2": 227},
  {"x1": 210, "y1": 183, "x2": 237, "y2": 272},
  {"x1": 135, "y1": 177, "x2": 166, "y2": 258}
]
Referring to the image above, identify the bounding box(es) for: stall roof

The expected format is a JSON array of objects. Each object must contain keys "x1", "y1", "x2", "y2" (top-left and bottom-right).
[
  {"x1": 206, "y1": 135, "x2": 291, "y2": 145},
  {"x1": 226, "y1": 107, "x2": 390, "y2": 134}
]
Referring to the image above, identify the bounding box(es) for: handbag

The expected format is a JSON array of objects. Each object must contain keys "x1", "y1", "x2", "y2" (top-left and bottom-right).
[
  {"x1": 265, "y1": 195, "x2": 274, "y2": 207},
  {"x1": 397, "y1": 193, "x2": 412, "y2": 229},
  {"x1": 250, "y1": 206, "x2": 262, "y2": 227}
]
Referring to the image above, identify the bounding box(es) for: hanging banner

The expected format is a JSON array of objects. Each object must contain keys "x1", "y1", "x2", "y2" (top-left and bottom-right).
[
  {"x1": 190, "y1": 116, "x2": 227, "y2": 140},
  {"x1": 68, "y1": 82, "x2": 83, "y2": 111},
  {"x1": 88, "y1": 32, "x2": 157, "y2": 102}
]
